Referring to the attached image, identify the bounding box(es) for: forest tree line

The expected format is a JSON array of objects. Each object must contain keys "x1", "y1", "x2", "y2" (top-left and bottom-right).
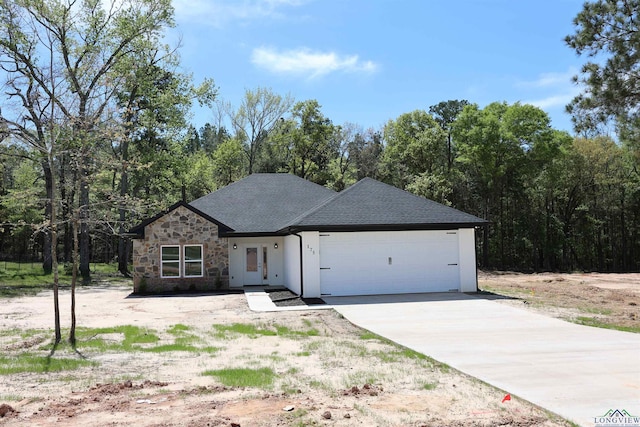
[{"x1": 1, "y1": 0, "x2": 639, "y2": 279}]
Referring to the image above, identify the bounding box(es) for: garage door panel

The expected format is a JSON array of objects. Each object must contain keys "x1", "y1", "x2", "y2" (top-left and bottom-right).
[{"x1": 319, "y1": 231, "x2": 460, "y2": 296}]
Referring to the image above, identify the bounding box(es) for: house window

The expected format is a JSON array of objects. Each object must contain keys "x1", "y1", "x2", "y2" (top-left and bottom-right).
[
  {"x1": 161, "y1": 246, "x2": 180, "y2": 277},
  {"x1": 184, "y1": 245, "x2": 203, "y2": 277},
  {"x1": 161, "y1": 244, "x2": 203, "y2": 278}
]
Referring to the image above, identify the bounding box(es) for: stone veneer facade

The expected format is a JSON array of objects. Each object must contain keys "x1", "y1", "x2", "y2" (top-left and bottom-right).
[{"x1": 132, "y1": 205, "x2": 229, "y2": 293}]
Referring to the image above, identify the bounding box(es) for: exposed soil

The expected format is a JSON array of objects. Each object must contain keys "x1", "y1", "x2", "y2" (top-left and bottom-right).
[
  {"x1": 478, "y1": 271, "x2": 640, "y2": 330},
  {"x1": 0, "y1": 275, "x2": 623, "y2": 427}
]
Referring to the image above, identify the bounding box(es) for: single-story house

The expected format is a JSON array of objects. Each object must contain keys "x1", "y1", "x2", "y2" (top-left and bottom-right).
[{"x1": 129, "y1": 173, "x2": 487, "y2": 297}]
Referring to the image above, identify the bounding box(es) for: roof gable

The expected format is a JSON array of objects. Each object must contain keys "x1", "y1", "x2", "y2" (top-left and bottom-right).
[
  {"x1": 189, "y1": 174, "x2": 336, "y2": 234},
  {"x1": 287, "y1": 178, "x2": 486, "y2": 231},
  {"x1": 128, "y1": 201, "x2": 233, "y2": 237}
]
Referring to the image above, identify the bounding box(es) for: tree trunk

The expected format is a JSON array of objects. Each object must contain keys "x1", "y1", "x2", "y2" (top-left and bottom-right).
[
  {"x1": 42, "y1": 160, "x2": 53, "y2": 274},
  {"x1": 69, "y1": 207, "x2": 80, "y2": 346},
  {"x1": 60, "y1": 155, "x2": 73, "y2": 263},
  {"x1": 47, "y1": 152, "x2": 61, "y2": 344},
  {"x1": 117, "y1": 141, "x2": 131, "y2": 277},
  {"x1": 79, "y1": 163, "x2": 91, "y2": 282},
  {"x1": 483, "y1": 225, "x2": 489, "y2": 268}
]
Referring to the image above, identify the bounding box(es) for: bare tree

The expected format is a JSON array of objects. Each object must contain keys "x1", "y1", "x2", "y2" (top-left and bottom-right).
[{"x1": 227, "y1": 87, "x2": 293, "y2": 174}]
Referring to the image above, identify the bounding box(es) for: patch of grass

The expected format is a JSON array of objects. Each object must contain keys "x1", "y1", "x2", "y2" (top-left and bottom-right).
[
  {"x1": 262, "y1": 352, "x2": 285, "y2": 362},
  {"x1": 330, "y1": 340, "x2": 369, "y2": 357},
  {"x1": 173, "y1": 335, "x2": 202, "y2": 346},
  {"x1": 275, "y1": 324, "x2": 319, "y2": 337},
  {"x1": 343, "y1": 371, "x2": 379, "y2": 387},
  {"x1": 167, "y1": 324, "x2": 191, "y2": 335},
  {"x1": 357, "y1": 330, "x2": 452, "y2": 371},
  {"x1": 581, "y1": 307, "x2": 613, "y2": 315},
  {"x1": 280, "y1": 382, "x2": 301, "y2": 396},
  {"x1": 72, "y1": 325, "x2": 159, "y2": 352},
  {"x1": 212, "y1": 323, "x2": 277, "y2": 339},
  {"x1": 285, "y1": 408, "x2": 311, "y2": 427},
  {"x1": 211, "y1": 323, "x2": 319, "y2": 339},
  {"x1": 143, "y1": 344, "x2": 200, "y2": 353},
  {"x1": 0, "y1": 328, "x2": 45, "y2": 343},
  {"x1": 308, "y1": 379, "x2": 333, "y2": 393},
  {"x1": 371, "y1": 348, "x2": 431, "y2": 364},
  {"x1": 295, "y1": 351, "x2": 311, "y2": 357},
  {"x1": 303, "y1": 341, "x2": 322, "y2": 352},
  {"x1": 420, "y1": 381, "x2": 438, "y2": 390},
  {"x1": 202, "y1": 367, "x2": 275, "y2": 388},
  {"x1": 359, "y1": 331, "x2": 379, "y2": 340},
  {"x1": 0, "y1": 394, "x2": 23, "y2": 401},
  {"x1": 0, "y1": 354, "x2": 97, "y2": 374},
  {"x1": 572, "y1": 316, "x2": 640, "y2": 333},
  {"x1": 72, "y1": 324, "x2": 220, "y2": 354}
]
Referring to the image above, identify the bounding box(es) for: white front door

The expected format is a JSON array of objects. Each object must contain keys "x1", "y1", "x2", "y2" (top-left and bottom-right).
[{"x1": 244, "y1": 245, "x2": 269, "y2": 285}]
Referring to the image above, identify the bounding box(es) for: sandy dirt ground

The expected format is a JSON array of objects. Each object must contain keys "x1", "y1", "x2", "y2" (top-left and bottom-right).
[
  {"x1": 0, "y1": 275, "x2": 619, "y2": 427},
  {"x1": 478, "y1": 271, "x2": 640, "y2": 329}
]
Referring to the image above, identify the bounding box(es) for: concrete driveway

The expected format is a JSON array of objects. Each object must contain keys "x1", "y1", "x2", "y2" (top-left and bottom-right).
[{"x1": 324, "y1": 293, "x2": 640, "y2": 427}]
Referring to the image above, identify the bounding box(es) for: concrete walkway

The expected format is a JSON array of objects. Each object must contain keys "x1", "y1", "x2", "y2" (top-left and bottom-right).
[{"x1": 321, "y1": 293, "x2": 640, "y2": 427}]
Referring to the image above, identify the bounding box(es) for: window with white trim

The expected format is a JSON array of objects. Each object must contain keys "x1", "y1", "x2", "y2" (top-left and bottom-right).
[
  {"x1": 160, "y1": 245, "x2": 203, "y2": 278},
  {"x1": 183, "y1": 245, "x2": 203, "y2": 277}
]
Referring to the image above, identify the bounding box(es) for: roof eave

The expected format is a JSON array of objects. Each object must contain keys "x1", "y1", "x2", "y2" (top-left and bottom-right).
[
  {"x1": 284, "y1": 222, "x2": 488, "y2": 233},
  {"x1": 220, "y1": 230, "x2": 290, "y2": 238}
]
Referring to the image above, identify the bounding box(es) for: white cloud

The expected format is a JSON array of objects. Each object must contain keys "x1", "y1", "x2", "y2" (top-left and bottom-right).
[
  {"x1": 517, "y1": 67, "x2": 583, "y2": 110},
  {"x1": 517, "y1": 67, "x2": 578, "y2": 88},
  {"x1": 251, "y1": 47, "x2": 379, "y2": 78},
  {"x1": 523, "y1": 89, "x2": 580, "y2": 110},
  {"x1": 173, "y1": 0, "x2": 307, "y2": 27}
]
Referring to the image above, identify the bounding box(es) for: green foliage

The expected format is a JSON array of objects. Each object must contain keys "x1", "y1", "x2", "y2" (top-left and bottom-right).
[
  {"x1": 182, "y1": 151, "x2": 217, "y2": 200},
  {"x1": 284, "y1": 100, "x2": 338, "y2": 185},
  {"x1": 202, "y1": 367, "x2": 275, "y2": 388},
  {"x1": 381, "y1": 110, "x2": 448, "y2": 189},
  {"x1": 565, "y1": 0, "x2": 640, "y2": 135},
  {"x1": 406, "y1": 172, "x2": 453, "y2": 206},
  {"x1": 211, "y1": 138, "x2": 247, "y2": 186}
]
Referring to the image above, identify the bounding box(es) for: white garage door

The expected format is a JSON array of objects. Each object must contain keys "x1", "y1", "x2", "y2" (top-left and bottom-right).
[{"x1": 319, "y1": 230, "x2": 460, "y2": 296}]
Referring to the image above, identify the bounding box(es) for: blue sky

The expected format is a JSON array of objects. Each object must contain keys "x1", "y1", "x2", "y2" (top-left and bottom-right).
[{"x1": 169, "y1": 0, "x2": 586, "y2": 134}]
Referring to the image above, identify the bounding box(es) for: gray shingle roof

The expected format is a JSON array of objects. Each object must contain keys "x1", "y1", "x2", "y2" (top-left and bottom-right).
[
  {"x1": 188, "y1": 174, "x2": 486, "y2": 235},
  {"x1": 288, "y1": 177, "x2": 486, "y2": 231},
  {"x1": 189, "y1": 173, "x2": 336, "y2": 234}
]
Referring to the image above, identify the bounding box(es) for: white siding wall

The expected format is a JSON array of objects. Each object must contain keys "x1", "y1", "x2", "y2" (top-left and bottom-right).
[
  {"x1": 458, "y1": 228, "x2": 478, "y2": 292},
  {"x1": 228, "y1": 237, "x2": 284, "y2": 287},
  {"x1": 283, "y1": 235, "x2": 301, "y2": 295},
  {"x1": 301, "y1": 231, "x2": 321, "y2": 298}
]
